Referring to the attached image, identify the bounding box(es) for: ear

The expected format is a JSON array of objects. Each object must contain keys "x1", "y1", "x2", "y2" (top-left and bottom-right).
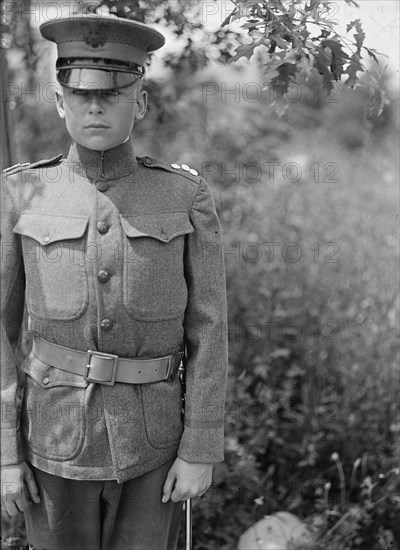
[
  {"x1": 55, "y1": 89, "x2": 66, "y2": 119},
  {"x1": 134, "y1": 89, "x2": 148, "y2": 121}
]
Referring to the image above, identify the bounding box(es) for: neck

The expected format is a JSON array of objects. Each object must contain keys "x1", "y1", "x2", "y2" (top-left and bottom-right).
[{"x1": 66, "y1": 138, "x2": 138, "y2": 181}]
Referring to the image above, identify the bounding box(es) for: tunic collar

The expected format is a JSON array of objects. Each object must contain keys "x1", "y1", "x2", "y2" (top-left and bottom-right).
[{"x1": 66, "y1": 138, "x2": 138, "y2": 181}]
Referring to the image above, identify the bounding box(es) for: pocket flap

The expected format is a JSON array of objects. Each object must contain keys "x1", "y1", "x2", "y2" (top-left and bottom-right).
[
  {"x1": 120, "y1": 212, "x2": 194, "y2": 243},
  {"x1": 21, "y1": 354, "x2": 88, "y2": 388},
  {"x1": 13, "y1": 212, "x2": 89, "y2": 245}
]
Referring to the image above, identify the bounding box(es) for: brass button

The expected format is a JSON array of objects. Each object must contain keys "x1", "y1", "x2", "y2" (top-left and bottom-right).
[
  {"x1": 96, "y1": 181, "x2": 109, "y2": 192},
  {"x1": 160, "y1": 231, "x2": 168, "y2": 240},
  {"x1": 189, "y1": 168, "x2": 198, "y2": 176},
  {"x1": 100, "y1": 318, "x2": 113, "y2": 331},
  {"x1": 171, "y1": 163, "x2": 180, "y2": 169},
  {"x1": 181, "y1": 164, "x2": 190, "y2": 171},
  {"x1": 97, "y1": 221, "x2": 109, "y2": 234},
  {"x1": 43, "y1": 236, "x2": 50, "y2": 243},
  {"x1": 98, "y1": 269, "x2": 110, "y2": 283},
  {"x1": 42, "y1": 377, "x2": 49, "y2": 385}
]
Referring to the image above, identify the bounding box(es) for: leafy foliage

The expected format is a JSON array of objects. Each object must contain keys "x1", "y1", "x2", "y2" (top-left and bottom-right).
[
  {"x1": 224, "y1": 1, "x2": 382, "y2": 96},
  {"x1": 141, "y1": 64, "x2": 399, "y2": 550},
  {"x1": 75, "y1": 0, "x2": 145, "y2": 20}
]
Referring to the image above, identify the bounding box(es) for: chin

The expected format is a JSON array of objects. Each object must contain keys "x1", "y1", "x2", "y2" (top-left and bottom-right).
[{"x1": 84, "y1": 139, "x2": 116, "y2": 151}]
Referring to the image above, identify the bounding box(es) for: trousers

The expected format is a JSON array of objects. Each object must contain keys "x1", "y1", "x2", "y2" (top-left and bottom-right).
[{"x1": 24, "y1": 459, "x2": 183, "y2": 550}]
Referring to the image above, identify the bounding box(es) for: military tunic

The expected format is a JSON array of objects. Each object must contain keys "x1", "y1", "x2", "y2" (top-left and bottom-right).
[{"x1": 1, "y1": 138, "x2": 228, "y2": 483}]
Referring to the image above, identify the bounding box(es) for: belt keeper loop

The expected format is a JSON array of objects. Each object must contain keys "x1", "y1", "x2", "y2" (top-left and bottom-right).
[{"x1": 166, "y1": 355, "x2": 175, "y2": 381}]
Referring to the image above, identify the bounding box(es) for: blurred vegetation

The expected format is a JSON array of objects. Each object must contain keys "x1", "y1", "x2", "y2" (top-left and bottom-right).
[{"x1": 2, "y1": 1, "x2": 399, "y2": 549}]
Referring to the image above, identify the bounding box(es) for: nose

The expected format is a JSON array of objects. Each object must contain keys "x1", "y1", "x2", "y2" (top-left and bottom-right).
[{"x1": 88, "y1": 95, "x2": 104, "y2": 115}]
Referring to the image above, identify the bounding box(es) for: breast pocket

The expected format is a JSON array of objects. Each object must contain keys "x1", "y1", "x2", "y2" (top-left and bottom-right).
[
  {"x1": 121, "y1": 212, "x2": 194, "y2": 321},
  {"x1": 13, "y1": 212, "x2": 89, "y2": 321}
]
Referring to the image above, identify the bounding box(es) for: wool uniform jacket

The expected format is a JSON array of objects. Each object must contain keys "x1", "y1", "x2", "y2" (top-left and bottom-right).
[{"x1": 1, "y1": 138, "x2": 228, "y2": 483}]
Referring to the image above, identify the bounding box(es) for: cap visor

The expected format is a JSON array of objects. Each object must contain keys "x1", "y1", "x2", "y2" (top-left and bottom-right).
[{"x1": 57, "y1": 68, "x2": 140, "y2": 90}]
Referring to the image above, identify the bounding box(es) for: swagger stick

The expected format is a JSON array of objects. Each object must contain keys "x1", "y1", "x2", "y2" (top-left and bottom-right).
[
  {"x1": 185, "y1": 498, "x2": 192, "y2": 550},
  {"x1": 178, "y1": 359, "x2": 192, "y2": 550}
]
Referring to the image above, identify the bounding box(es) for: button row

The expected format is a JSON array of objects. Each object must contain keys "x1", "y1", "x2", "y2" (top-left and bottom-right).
[
  {"x1": 97, "y1": 221, "x2": 109, "y2": 234},
  {"x1": 96, "y1": 181, "x2": 109, "y2": 192},
  {"x1": 98, "y1": 269, "x2": 110, "y2": 283},
  {"x1": 100, "y1": 318, "x2": 113, "y2": 331},
  {"x1": 96, "y1": 218, "x2": 113, "y2": 332}
]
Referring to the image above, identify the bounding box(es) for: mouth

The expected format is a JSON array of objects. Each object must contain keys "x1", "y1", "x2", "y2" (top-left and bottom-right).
[{"x1": 85, "y1": 124, "x2": 110, "y2": 129}]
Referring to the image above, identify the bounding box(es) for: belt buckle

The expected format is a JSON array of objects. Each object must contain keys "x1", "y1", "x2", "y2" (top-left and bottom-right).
[{"x1": 85, "y1": 350, "x2": 118, "y2": 386}]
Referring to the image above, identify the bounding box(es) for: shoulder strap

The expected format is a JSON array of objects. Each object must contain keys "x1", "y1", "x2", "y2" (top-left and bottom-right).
[
  {"x1": 140, "y1": 156, "x2": 201, "y2": 183},
  {"x1": 3, "y1": 154, "x2": 63, "y2": 177}
]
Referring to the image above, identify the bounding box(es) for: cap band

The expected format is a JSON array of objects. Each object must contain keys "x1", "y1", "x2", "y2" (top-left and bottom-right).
[
  {"x1": 57, "y1": 41, "x2": 147, "y2": 67},
  {"x1": 56, "y1": 57, "x2": 144, "y2": 74}
]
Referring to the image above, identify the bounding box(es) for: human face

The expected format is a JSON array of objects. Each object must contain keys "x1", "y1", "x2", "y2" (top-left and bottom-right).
[{"x1": 56, "y1": 83, "x2": 147, "y2": 151}]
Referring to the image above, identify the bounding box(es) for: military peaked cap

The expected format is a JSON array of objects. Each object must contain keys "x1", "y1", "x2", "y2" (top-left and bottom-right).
[{"x1": 39, "y1": 13, "x2": 165, "y2": 90}]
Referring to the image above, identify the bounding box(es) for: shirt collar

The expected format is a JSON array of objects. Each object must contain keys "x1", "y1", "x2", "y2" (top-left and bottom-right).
[{"x1": 66, "y1": 138, "x2": 138, "y2": 181}]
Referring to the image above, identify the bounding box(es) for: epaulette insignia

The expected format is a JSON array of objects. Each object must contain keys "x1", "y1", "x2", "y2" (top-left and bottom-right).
[
  {"x1": 171, "y1": 163, "x2": 199, "y2": 176},
  {"x1": 2, "y1": 154, "x2": 63, "y2": 177},
  {"x1": 141, "y1": 156, "x2": 200, "y2": 180}
]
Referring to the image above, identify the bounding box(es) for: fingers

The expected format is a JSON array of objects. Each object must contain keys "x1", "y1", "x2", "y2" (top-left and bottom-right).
[
  {"x1": 14, "y1": 485, "x2": 33, "y2": 514},
  {"x1": 162, "y1": 469, "x2": 204, "y2": 503},
  {"x1": 3, "y1": 498, "x2": 19, "y2": 517},
  {"x1": 162, "y1": 467, "x2": 177, "y2": 503},
  {"x1": 170, "y1": 480, "x2": 211, "y2": 503},
  {"x1": 2, "y1": 481, "x2": 32, "y2": 516},
  {"x1": 1, "y1": 462, "x2": 40, "y2": 516},
  {"x1": 24, "y1": 464, "x2": 41, "y2": 504},
  {"x1": 162, "y1": 460, "x2": 214, "y2": 503},
  {"x1": 170, "y1": 486, "x2": 194, "y2": 502}
]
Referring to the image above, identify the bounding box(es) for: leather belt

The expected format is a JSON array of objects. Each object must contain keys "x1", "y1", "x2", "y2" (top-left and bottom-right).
[{"x1": 32, "y1": 337, "x2": 183, "y2": 386}]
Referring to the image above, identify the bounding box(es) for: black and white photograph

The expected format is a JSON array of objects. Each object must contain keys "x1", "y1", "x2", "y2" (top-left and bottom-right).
[{"x1": 1, "y1": 1, "x2": 399, "y2": 549}]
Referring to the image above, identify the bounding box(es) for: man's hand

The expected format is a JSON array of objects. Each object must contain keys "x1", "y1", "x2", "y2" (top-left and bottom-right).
[
  {"x1": 1, "y1": 461, "x2": 40, "y2": 516},
  {"x1": 162, "y1": 457, "x2": 213, "y2": 504}
]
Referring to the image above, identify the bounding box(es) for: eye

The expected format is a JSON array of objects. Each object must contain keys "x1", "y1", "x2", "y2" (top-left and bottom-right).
[
  {"x1": 105, "y1": 89, "x2": 120, "y2": 97},
  {"x1": 70, "y1": 89, "x2": 93, "y2": 101}
]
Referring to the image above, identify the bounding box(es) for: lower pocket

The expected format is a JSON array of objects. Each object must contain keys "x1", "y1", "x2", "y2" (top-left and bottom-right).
[
  {"x1": 141, "y1": 377, "x2": 184, "y2": 449},
  {"x1": 21, "y1": 372, "x2": 86, "y2": 461}
]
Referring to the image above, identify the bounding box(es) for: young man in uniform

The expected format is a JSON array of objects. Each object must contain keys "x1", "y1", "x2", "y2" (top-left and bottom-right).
[{"x1": 1, "y1": 7, "x2": 228, "y2": 549}]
